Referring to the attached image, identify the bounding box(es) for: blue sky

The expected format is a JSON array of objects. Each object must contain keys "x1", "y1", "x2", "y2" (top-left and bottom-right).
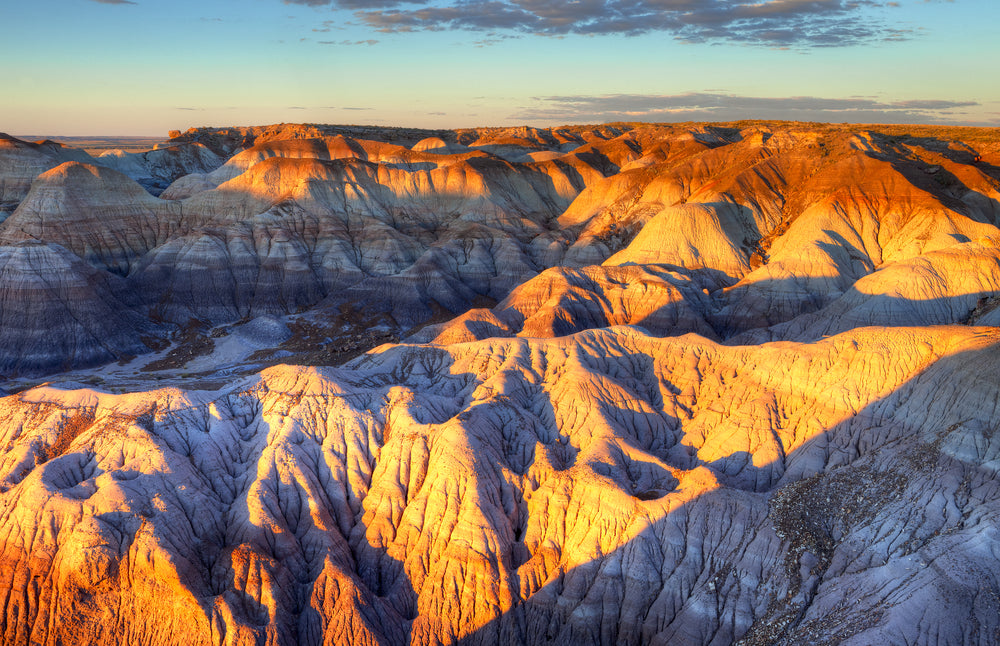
[{"x1": 2, "y1": 0, "x2": 998, "y2": 134}]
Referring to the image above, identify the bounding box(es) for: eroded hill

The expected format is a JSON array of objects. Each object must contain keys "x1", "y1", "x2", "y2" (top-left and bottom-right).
[
  {"x1": 0, "y1": 122, "x2": 998, "y2": 381},
  {"x1": 0, "y1": 121, "x2": 999, "y2": 645}
]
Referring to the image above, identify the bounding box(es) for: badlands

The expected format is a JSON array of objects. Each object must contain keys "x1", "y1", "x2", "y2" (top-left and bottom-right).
[{"x1": 0, "y1": 121, "x2": 999, "y2": 645}]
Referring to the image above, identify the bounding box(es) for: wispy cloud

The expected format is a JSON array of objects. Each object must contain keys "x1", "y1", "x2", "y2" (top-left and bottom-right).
[
  {"x1": 88, "y1": 0, "x2": 137, "y2": 5},
  {"x1": 285, "y1": 0, "x2": 423, "y2": 6},
  {"x1": 317, "y1": 38, "x2": 379, "y2": 44},
  {"x1": 471, "y1": 30, "x2": 520, "y2": 47},
  {"x1": 313, "y1": 19, "x2": 343, "y2": 32},
  {"x1": 513, "y1": 93, "x2": 983, "y2": 125},
  {"x1": 294, "y1": 0, "x2": 912, "y2": 47}
]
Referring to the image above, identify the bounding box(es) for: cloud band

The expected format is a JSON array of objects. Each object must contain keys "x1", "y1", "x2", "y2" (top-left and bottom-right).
[{"x1": 285, "y1": 0, "x2": 909, "y2": 47}]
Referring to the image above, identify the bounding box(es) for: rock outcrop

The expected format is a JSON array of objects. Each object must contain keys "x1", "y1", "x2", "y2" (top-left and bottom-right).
[{"x1": 411, "y1": 264, "x2": 717, "y2": 344}]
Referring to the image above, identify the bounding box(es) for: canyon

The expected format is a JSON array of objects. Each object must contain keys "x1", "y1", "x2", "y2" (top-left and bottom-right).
[{"x1": 0, "y1": 121, "x2": 999, "y2": 645}]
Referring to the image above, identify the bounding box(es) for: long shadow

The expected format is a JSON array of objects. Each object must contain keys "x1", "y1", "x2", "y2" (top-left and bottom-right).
[
  {"x1": 4, "y1": 231, "x2": 997, "y2": 385},
  {"x1": 129, "y1": 148, "x2": 618, "y2": 331},
  {"x1": 151, "y1": 325, "x2": 988, "y2": 645},
  {"x1": 429, "y1": 329, "x2": 1000, "y2": 645},
  {"x1": 130, "y1": 355, "x2": 463, "y2": 645},
  {"x1": 859, "y1": 130, "x2": 1000, "y2": 227},
  {"x1": 0, "y1": 143, "x2": 620, "y2": 379},
  {"x1": 713, "y1": 275, "x2": 1000, "y2": 343},
  {"x1": 11, "y1": 125, "x2": 1000, "y2": 380},
  {"x1": 4, "y1": 319, "x2": 1000, "y2": 644},
  {"x1": 429, "y1": 255, "x2": 1000, "y2": 348},
  {"x1": 4, "y1": 130, "x2": 999, "y2": 644}
]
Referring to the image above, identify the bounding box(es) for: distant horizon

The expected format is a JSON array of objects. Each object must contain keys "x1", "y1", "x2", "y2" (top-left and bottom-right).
[
  {"x1": 4, "y1": 0, "x2": 998, "y2": 136},
  {"x1": 11, "y1": 134, "x2": 167, "y2": 140},
  {"x1": 11, "y1": 117, "x2": 1000, "y2": 142}
]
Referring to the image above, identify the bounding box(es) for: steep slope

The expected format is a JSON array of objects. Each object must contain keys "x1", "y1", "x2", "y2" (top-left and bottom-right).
[
  {"x1": 97, "y1": 142, "x2": 223, "y2": 195},
  {"x1": 187, "y1": 135, "x2": 494, "y2": 189},
  {"x1": 0, "y1": 242, "x2": 158, "y2": 374},
  {"x1": 411, "y1": 264, "x2": 717, "y2": 344},
  {"x1": 714, "y1": 146, "x2": 1000, "y2": 334},
  {"x1": 423, "y1": 125, "x2": 1000, "y2": 345},
  {"x1": 0, "y1": 162, "x2": 183, "y2": 275},
  {"x1": 2, "y1": 121, "x2": 1000, "y2": 379},
  {"x1": 736, "y1": 235, "x2": 1000, "y2": 343},
  {"x1": 0, "y1": 134, "x2": 95, "y2": 214},
  {"x1": 141, "y1": 153, "x2": 601, "y2": 326},
  {"x1": 1, "y1": 120, "x2": 1000, "y2": 645},
  {"x1": 167, "y1": 123, "x2": 627, "y2": 159},
  {"x1": 0, "y1": 326, "x2": 998, "y2": 644}
]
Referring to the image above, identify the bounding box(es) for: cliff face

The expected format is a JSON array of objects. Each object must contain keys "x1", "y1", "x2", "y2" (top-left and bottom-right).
[{"x1": 0, "y1": 121, "x2": 999, "y2": 644}]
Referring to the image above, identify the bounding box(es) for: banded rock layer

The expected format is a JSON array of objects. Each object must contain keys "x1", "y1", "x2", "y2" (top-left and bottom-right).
[{"x1": 1, "y1": 123, "x2": 998, "y2": 374}]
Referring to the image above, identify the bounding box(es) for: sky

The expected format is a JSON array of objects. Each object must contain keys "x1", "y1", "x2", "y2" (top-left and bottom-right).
[{"x1": 2, "y1": 0, "x2": 998, "y2": 135}]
